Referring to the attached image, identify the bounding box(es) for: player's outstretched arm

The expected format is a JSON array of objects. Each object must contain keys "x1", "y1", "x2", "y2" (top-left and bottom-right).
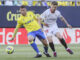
[
  {"x1": 60, "y1": 16, "x2": 72, "y2": 28},
  {"x1": 37, "y1": 17, "x2": 43, "y2": 26},
  {"x1": 37, "y1": 17, "x2": 44, "y2": 31},
  {"x1": 9, "y1": 27, "x2": 19, "y2": 41},
  {"x1": 9, "y1": 19, "x2": 22, "y2": 41},
  {"x1": 38, "y1": 17, "x2": 49, "y2": 27}
]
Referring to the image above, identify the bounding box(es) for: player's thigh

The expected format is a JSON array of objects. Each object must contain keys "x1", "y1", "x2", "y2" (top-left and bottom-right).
[
  {"x1": 36, "y1": 29, "x2": 48, "y2": 45},
  {"x1": 55, "y1": 32, "x2": 63, "y2": 39},
  {"x1": 44, "y1": 27, "x2": 53, "y2": 43},
  {"x1": 52, "y1": 24, "x2": 63, "y2": 39},
  {"x1": 37, "y1": 29, "x2": 46, "y2": 40}
]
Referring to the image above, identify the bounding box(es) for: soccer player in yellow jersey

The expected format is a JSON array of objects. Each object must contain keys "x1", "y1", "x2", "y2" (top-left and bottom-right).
[{"x1": 9, "y1": 5, "x2": 51, "y2": 58}]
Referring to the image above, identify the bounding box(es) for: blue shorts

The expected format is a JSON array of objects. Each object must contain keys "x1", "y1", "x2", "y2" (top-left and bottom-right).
[{"x1": 28, "y1": 29, "x2": 46, "y2": 41}]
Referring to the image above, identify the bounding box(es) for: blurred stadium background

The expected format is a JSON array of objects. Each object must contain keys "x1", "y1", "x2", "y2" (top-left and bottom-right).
[
  {"x1": 0, "y1": 0, "x2": 80, "y2": 60},
  {"x1": 0, "y1": 0, "x2": 80, "y2": 6}
]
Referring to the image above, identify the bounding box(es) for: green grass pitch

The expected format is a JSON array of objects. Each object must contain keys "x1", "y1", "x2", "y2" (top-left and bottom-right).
[{"x1": 0, "y1": 44, "x2": 80, "y2": 60}]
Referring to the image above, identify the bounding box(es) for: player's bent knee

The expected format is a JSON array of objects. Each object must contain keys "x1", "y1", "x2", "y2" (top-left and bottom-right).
[
  {"x1": 28, "y1": 35, "x2": 34, "y2": 42},
  {"x1": 55, "y1": 33, "x2": 63, "y2": 39},
  {"x1": 47, "y1": 36, "x2": 53, "y2": 43},
  {"x1": 58, "y1": 36, "x2": 63, "y2": 40}
]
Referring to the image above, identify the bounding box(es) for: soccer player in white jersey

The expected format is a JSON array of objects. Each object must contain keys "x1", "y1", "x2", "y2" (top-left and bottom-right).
[{"x1": 39, "y1": 1, "x2": 73, "y2": 57}]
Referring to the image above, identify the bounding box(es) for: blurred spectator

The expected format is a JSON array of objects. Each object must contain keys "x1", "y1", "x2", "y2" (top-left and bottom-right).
[
  {"x1": 35, "y1": 1, "x2": 41, "y2": 6},
  {"x1": 28, "y1": 0, "x2": 33, "y2": 6},
  {"x1": 0, "y1": 1, "x2": 1, "y2": 5},
  {"x1": 14, "y1": 0, "x2": 22, "y2": 6},
  {"x1": 62, "y1": 1, "x2": 68, "y2": 6},
  {"x1": 72, "y1": 2, "x2": 75, "y2": 6},
  {"x1": 0, "y1": 0, "x2": 79, "y2": 6},
  {"x1": 17, "y1": 0, "x2": 22, "y2": 6},
  {"x1": 33, "y1": 1, "x2": 37, "y2": 6},
  {"x1": 77, "y1": 2, "x2": 80, "y2": 6},
  {"x1": 2, "y1": 0, "x2": 5, "y2": 6},
  {"x1": 22, "y1": 0, "x2": 28, "y2": 6},
  {"x1": 41, "y1": 0, "x2": 48, "y2": 6},
  {"x1": 69, "y1": 1, "x2": 75, "y2": 6},
  {"x1": 47, "y1": 1, "x2": 51, "y2": 6},
  {"x1": 5, "y1": 0, "x2": 13, "y2": 6},
  {"x1": 14, "y1": 0, "x2": 18, "y2": 6}
]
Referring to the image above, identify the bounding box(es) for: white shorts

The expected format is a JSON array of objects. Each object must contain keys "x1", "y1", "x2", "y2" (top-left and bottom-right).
[{"x1": 44, "y1": 23, "x2": 59, "y2": 36}]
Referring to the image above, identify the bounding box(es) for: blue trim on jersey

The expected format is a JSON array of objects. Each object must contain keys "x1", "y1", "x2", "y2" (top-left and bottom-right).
[{"x1": 28, "y1": 29, "x2": 46, "y2": 40}]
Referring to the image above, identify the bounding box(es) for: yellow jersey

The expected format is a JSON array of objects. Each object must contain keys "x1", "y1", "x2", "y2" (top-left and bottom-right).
[{"x1": 16, "y1": 13, "x2": 41, "y2": 33}]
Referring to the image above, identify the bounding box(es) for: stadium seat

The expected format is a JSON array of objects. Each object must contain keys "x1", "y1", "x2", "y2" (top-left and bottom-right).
[
  {"x1": 57, "y1": 1, "x2": 67, "y2": 6},
  {"x1": 77, "y1": 2, "x2": 80, "y2": 6},
  {"x1": 33, "y1": 1, "x2": 38, "y2": 6},
  {"x1": 47, "y1": 1, "x2": 51, "y2": 6},
  {"x1": 57, "y1": 1, "x2": 62, "y2": 6}
]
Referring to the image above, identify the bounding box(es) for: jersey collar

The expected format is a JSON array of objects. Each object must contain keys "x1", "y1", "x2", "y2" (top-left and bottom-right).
[{"x1": 21, "y1": 15, "x2": 27, "y2": 17}]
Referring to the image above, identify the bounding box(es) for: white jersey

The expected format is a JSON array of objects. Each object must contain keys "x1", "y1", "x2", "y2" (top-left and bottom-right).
[
  {"x1": 40, "y1": 8, "x2": 62, "y2": 26},
  {"x1": 41, "y1": 9, "x2": 63, "y2": 36}
]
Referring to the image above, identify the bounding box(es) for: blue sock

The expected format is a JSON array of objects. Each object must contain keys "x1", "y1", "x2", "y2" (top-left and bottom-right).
[
  {"x1": 30, "y1": 42, "x2": 40, "y2": 54},
  {"x1": 44, "y1": 46, "x2": 48, "y2": 53}
]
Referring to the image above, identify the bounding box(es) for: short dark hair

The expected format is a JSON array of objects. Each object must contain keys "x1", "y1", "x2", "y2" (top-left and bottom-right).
[
  {"x1": 20, "y1": 5, "x2": 26, "y2": 8},
  {"x1": 51, "y1": 1, "x2": 58, "y2": 5}
]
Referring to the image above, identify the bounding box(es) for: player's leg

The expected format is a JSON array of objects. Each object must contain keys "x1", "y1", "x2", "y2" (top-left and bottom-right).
[
  {"x1": 40, "y1": 39, "x2": 51, "y2": 57},
  {"x1": 36, "y1": 29, "x2": 51, "y2": 57},
  {"x1": 47, "y1": 36, "x2": 57, "y2": 57},
  {"x1": 55, "y1": 32, "x2": 73, "y2": 54},
  {"x1": 44, "y1": 27, "x2": 57, "y2": 57},
  {"x1": 28, "y1": 32, "x2": 42, "y2": 58}
]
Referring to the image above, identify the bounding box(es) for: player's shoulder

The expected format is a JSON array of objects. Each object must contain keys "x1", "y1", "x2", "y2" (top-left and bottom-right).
[
  {"x1": 17, "y1": 16, "x2": 22, "y2": 23},
  {"x1": 27, "y1": 11, "x2": 35, "y2": 17},
  {"x1": 41, "y1": 9, "x2": 50, "y2": 15},
  {"x1": 42, "y1": 8, "x2": 49, "y2": 13},
  {"x1": 17, "y1": 17, "x2": 21, "y2": 20},
  {"x1": 55, "y1": 10, "x2": 61, "y2": 14},
  {"x1": 45, "y1": 8, "x2": 50, "y2": 12}
]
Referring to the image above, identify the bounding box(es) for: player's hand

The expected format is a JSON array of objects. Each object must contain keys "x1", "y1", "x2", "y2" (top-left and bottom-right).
[
  {"x1": 8, "y1": 38, "x2": 14, "y2": 41},
  {"x1": 67, "y1": 24, "x2": 72, "y2": 29}
]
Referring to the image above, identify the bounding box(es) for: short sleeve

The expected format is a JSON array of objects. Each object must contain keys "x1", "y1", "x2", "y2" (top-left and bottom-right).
[
  {"x1": 40, "y1": 11, "x2": 47, "y2": 20},
  {"x1": 57, "y1": 11, "x2": 63, "y2": 18}
]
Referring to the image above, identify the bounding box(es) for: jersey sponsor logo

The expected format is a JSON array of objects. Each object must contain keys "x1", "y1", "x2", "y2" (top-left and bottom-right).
[{"x1": 25, "y1": 19, "x2": 34, "y2": 25}]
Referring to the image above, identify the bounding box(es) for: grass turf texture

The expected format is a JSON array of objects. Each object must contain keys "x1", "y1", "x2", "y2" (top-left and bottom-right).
[{"x1": 0, "y1": 44, "x2": 80, "y2": 60}]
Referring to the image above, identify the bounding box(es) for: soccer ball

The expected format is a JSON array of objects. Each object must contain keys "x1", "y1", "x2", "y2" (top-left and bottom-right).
[{"x1": 6, "y1": 46, "x2": 14, "y2": 54}]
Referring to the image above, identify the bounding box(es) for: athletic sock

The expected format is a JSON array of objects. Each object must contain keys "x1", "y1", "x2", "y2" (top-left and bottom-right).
[
  {"x1": 49, "y1": 42, "x2": 55, "y2": 52},
  {"x1": 44, "y1": 46, "x2": 48, "y2": 53},
  {"x1": 60, "y1": 38, "x2": 68, "y2": 49},
  {"x1": 30, "y1": 41, "x2": 40, "y2": 54}
]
